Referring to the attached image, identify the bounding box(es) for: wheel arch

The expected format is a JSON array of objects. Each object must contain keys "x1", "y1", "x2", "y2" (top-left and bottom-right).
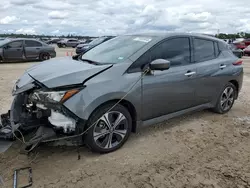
[{"x1": 229, "y1": 80, "x2": 239, "y2": 98}]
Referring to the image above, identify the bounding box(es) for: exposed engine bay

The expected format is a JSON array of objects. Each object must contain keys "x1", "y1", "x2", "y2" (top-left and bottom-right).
[{"x1": 0, "y1": 86, "x2": 83, "y2": 153}]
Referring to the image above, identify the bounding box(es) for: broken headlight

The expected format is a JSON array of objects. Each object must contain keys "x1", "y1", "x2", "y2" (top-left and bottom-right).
[{"x1": 31, "y1": 89, "x2": 80, "y2": 103}]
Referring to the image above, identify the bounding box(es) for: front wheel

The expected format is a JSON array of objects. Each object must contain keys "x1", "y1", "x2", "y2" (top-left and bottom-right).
[
  {"x1": 213, "y1": 83, "x2": 237, "y2": 114},
  {"x1": 84, "y1": 103, "x2": 132, "y2": 153}
]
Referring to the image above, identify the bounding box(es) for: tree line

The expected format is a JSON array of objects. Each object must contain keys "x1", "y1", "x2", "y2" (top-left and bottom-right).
[
  {"x1": 0, "y1": 32, "x2": 250, "y2": 40},
  {"x1": 215, "y1": 32, "x2": 250, "y2": 39}
]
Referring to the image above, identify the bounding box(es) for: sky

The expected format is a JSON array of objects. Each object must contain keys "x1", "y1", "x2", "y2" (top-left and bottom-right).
[{"x1": 0, "y1": 0, "x2": 249, "y2": 36}]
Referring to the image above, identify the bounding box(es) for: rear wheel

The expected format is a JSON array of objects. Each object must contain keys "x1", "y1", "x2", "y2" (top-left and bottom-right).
[
  {"x1": 84, "y1": 103, "x2": 132, "y2": 153},
  {"x1": 213, "y1": 83, "x2": 237, "y2": 114},
  {"x1": 62, "y1": 44, "x2": 66, "y2": 48},
  {"x1": 39, "y1": 53, "x2": 50, "y2": 61}
]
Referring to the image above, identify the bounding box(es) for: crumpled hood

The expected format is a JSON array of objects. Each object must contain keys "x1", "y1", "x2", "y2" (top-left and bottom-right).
[{"x1": 26, "y1": 57, "x2": 112, "y2": 88}]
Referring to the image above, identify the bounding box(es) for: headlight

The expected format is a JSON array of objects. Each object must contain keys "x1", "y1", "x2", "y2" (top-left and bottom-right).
[{"x1": 31, "y1": 89, "x2": 80, "y2": 103}]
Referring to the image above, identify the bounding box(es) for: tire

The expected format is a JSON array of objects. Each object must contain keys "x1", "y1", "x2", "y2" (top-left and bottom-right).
[
  {"x1": 84, "y1": 103, "x2": 132, "y2": 153},
  {"x1": 212, "y1": 82, "x2": 237, "y2": 114},
  {"x1": 39, "y1": 53, "x2": 50, "y2": 61},
  {"x1": 62, "y1": 44, "x2": 66, "y2": 48}
]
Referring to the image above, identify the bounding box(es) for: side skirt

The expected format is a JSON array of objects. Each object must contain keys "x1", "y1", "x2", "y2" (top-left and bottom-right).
[{"x1": 137, "y1": 103, "x2": 213, "y2": 129}]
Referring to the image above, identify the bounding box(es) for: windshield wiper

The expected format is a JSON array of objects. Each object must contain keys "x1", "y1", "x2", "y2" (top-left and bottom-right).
[{"x1": 81, "y1": 58, "x2": 99, "y2": 65}]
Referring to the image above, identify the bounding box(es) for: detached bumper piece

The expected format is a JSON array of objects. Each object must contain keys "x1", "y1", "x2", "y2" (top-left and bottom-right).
[
  {"x1": 20, "y1": 126, "x2": 56, "y2": 154},
  {"x1": 13, "y1": 167, "x2": 32, "y2": 188},
  {"x1": 0, "y1": 112, "x2": 14, "y2": 153},
  {"x1": 0, "y1": 111, "x2": 57, "y2": 154}
]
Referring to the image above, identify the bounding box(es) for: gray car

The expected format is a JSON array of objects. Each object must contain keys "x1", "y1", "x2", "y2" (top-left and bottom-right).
[
  {"x1": 0, "y1": 33, "x2": 243, "y2": 153},
  {"x1": 0, "y1": 38, "x2": 56, "y2": 62},
  {"x1": 57, "y1": 38, "x2": 81, "y2": 48}
]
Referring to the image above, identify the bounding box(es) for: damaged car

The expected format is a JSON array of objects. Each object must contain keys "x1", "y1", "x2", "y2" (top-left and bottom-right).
[{"x1": 0, "y1": 33, "x2": 243, "y2": 153}]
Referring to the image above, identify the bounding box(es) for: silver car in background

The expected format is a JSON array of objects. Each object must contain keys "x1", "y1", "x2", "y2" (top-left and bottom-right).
[
  {"x1": 0, "y1": 33, "x2": 243, "y2": 153},
  {"x1": 0, "y1": 38, "x2": 56, "y2": 62},
  {"x1": 57, "y1": 38, "x2": 81, "y2": 48}
]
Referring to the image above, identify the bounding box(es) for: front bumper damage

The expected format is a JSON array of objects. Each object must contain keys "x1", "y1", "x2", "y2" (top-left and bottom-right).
[{"x1": 0, "y1": 90, "x2": 85, "y2": 153}]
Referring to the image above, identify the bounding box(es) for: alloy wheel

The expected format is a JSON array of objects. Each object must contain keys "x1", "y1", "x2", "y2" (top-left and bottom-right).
[
  {"x1": 220, "y1": 86, "x2": 234, "y2": 111},
  {"x1": 93, "y1": 111, "x2": 128, "y2": 149}
]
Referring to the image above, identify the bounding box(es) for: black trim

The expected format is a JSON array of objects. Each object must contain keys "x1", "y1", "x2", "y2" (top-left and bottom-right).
[
  {"x1": 47, "y1": 84, "x2": 86, "y2": 92},
  {"x1": 28, "y1": 73, "x2": 49, "y2": 89}
]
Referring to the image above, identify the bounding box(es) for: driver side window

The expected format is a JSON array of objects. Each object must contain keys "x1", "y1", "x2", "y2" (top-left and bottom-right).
[
  {"x1": 7, "y1": 41, "x2": 23, "y2": 48},
  {"x1": 129, "y1": 37, "x2": 191, "y2": 73}
]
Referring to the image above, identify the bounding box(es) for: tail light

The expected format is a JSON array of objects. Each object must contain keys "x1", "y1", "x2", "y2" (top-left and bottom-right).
[{"x1": 233, "y1": 60, "x2": 243, "y2": 66}]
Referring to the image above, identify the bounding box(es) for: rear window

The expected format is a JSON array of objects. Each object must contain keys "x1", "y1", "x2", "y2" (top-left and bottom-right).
[{"x1": 194, "y1": 38, "x2": 216, "y2": 62}]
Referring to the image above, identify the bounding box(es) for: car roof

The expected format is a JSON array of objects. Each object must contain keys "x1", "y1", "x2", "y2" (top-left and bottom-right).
[
  {"x1": 7, "y1": 38, "x2": 42, "y2": 42},
  {"x1": 124, "y1": 32, "x2": 221, "y2": 42}
]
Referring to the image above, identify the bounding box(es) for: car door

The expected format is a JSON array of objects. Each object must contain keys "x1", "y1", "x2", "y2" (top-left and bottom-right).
[
  {"x1": 192, "y1": 37, "x2": 226, "y2": 105},
  {"x1": 3, "y1": 40, "x2": 24, "y2": 61},
  {"x1": 138, "y1": 37, "x2": 198, "y2": 120},
  {"x1": 24, "y1": 40, "x2": 43, "y2": 59}
]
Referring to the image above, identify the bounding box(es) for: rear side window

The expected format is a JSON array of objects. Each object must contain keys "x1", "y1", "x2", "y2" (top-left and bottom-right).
[
  {"x1": 218, "y1": 41, "x2": 229, "y2": 51},
  {"x1": 194, "y1": 38, "x2": 215, "y2": 62},
  {"x1": 25, "y1": 40, "x2": 42, "y2": 47}
]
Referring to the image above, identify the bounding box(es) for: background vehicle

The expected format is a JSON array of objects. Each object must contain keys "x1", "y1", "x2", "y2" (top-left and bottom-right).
[
  {"x1": 0, "y1": 38, "x2": 56, "y2": 62},
  {"x1": 75, "y1": 36, "x2": 114, "y2": 54},
  {"x1": 233, "y1": 41, "x2": 246, "y2": 50},
  {"x1": 243, "y1": 45, "x2": 250, "y2": 56},
  {"x1": 0, "y1": 33, "x2": 243, "y2": 154},
  {"x1": 46, "y1": 38, "x2": 62, "y2": 45},
  {"x1": 244, "y1": 39, "x2": 250, "y2": 46},
  {"x1": 57, "y1": 38, "x2": 81, "y2": 48},
  {"x1": 229, "y1": 44, "x2": 244, "y2": 58}
]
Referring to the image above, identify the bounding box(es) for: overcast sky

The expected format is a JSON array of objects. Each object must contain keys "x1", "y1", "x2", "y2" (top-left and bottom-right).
[{"x1": 0, "y1": 0, "x2": 249, "y2": 36}]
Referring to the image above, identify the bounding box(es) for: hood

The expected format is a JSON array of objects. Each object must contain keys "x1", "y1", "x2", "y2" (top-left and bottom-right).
[{"x1": 26, "y1": 57, "x2": 112, "y2": 88}]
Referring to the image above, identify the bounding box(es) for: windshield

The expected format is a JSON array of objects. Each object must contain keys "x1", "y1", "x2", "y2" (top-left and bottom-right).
[
  {"x1": 89, "y1": 37, "x2": 107, "y2": 46},
  {"x1": 81, "y1": 35, "x2": 154, "y2": 64}
]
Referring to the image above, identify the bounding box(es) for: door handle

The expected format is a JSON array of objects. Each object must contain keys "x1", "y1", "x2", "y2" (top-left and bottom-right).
[
  {"x1": 36, "y1": 48, "x2": 40, "y2": 50},
  {"x1": 185, "y1": 71, "x2": 196, "y2": 76},
  {"x1": 220, "y1": 64, "x2": 226, "y2": 69}
]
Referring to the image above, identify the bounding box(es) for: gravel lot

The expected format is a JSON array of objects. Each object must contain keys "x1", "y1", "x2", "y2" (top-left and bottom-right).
[{"x1": 0, "y1": 47, "x2": 250, "y2": 188}]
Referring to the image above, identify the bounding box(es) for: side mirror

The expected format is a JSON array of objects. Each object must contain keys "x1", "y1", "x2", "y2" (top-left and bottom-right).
[{"x1": 150, "y1": 59, "x2": 170, "y2": 71}]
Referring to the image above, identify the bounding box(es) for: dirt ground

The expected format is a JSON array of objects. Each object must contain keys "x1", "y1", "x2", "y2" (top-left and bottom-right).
[{"x1": 0, "y1": 48, "x2": 250, "y2": 188}]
